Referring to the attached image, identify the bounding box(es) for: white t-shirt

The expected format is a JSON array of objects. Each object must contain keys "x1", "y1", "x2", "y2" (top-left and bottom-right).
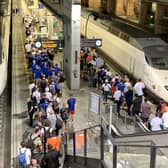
[
  {"x1": 29, "y1": 83, "x2": 35, "y2": 95},
  {"x1": 18, "y1": 147, "x2": 31, "y2": 165},
  {"x1": 102, "y1": 83, "x2": 111, "y2": 91},
  {"x1": 45, "y1": 91, "x2": 52, "y2": 101},
  {"x1": 25, "y1": 43, "x2": 32, "y2": 53},
  {"x1": 134, "y1": 82, "x2": 145, "y2": 96},
  {"x1": 32, "y1": 90, "x2": 41, "y2": 103},
  {"x1": 150, "y1": 117, "x2": 162, "y2": 131},
  {"x1": 113, "y1": 90, "x2": 122, "y2": 101},
  {"x1": 162, "y1": 112, "x2": 168, "y2": 128}
]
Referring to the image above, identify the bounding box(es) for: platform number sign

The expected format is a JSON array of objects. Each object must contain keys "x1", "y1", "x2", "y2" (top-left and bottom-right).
[
  {"x1": 95, "y1": 39, "x2": 102, "y2": 47},
  {"x1": 35, "y1": 41, "x2": 42, "y2": 48}
]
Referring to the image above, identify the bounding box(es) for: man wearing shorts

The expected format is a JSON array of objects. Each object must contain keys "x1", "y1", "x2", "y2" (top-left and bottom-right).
[{"x1": 67, "y1": 94, "x2": 76, "y2": 121}]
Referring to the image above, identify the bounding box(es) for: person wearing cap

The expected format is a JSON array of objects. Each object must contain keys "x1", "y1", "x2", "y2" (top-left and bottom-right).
[{"x1": 102, "y1": 79, "x2": 111, "y2": 104}]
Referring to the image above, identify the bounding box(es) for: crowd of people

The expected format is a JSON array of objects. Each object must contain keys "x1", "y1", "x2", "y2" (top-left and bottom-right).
[
  {"x1": 80, "y1": 47, "x2": 168, "y2": 132},
  {"x1": 17, "y1": 14, "x2": 76, "y2": 168},
  {"x1": 17, "y1": 11, "x2": 168, "y2": 168}
]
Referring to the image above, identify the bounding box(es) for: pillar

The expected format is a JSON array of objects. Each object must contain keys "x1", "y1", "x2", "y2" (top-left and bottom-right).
[
  {"x1": 63, "y1": 0, "x2": 80, "y2": 90},
  {"x1": 88, "y1": 0, "x2": 101, "y2": 9},
  {"x1": 155, "y1": 4, "x2": 168, "y2": 34},
  {"x1": 139, "y1": 1, "x2": 152, "y2": 25},
  {"x1": 81, "y1": 0, "x2": 89, "y2": 7},
  {"x1": 47, "y1": 12, "x2": 54, "y2": 38},
  {"x1": 115, "y1": 0, "x2": 126, "y2": 16},
  {"x1": 106, "y1": 0, "x2": 116, "y2": 16}
]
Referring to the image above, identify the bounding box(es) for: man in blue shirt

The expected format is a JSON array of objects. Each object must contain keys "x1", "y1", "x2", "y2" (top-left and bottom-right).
[{"x1": 67, "y1": 94, "x2": 76, "y2": 121}]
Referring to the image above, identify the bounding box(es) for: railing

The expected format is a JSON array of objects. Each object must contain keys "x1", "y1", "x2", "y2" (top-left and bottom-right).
[{"x1": 64, "y1": 123, "x2": 168, "y2": 168}]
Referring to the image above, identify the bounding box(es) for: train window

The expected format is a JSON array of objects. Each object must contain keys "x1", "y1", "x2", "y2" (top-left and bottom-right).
[
  {"x1": 145, "y1": 55, "x2": 149, "y2": 65},
  {"x1": 150, "y1": 57, "x2": 168, "y2": 69},
  {"x1": 164, "y1": 86, "x2": 168, "y2": 91}
]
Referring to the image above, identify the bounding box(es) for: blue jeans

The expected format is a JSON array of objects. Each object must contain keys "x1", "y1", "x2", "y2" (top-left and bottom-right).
[
  {"x1": 88, "y1": 76, "x2": 94, "y2": 87},
  {"x1": 103, "y1": 91, "x2": 109, "y2": 103}
]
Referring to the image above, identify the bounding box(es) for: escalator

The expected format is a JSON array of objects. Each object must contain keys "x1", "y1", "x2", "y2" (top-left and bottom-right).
[{"x1": 62, "y1": 123, "x2": 168, "y2": 168}]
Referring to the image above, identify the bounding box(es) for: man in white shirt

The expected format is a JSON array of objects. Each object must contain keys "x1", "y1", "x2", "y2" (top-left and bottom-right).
[
  {"x1": 134, "y1": 78, "x2": 145, "y2": 97},
  {"x1": 32, "y1": 88, "x2": 41, "y2": 104},
  {"x1": 45, "y1": 87, "x2": 52, "y2": 101},
  {"x1": 162, "y1": 110, "x2": 168, "y2": 129},
  {"x1": 102, "y1": 80, "x2": 111, "y2": 104},
  {"x1": 25, "y1": 42, "x2": 32, "y2": 54},
  {"x1": 150, "y1": 113, "x2": 162, "y2": 131},
  {"x1": 113, "y1": 86, "x2": 122, "y2": 115}
]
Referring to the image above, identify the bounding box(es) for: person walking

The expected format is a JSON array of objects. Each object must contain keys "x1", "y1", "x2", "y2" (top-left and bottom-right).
[
  {"x1": 67, "y1": 94, "x2": 76, "y2": 121},
  {"x1": 102, "y1": 79, "x2": 111, "y2": 104},
  {"x1": 44, "y1": 144, "x2": 60, "y2": 168},
  {"x1": 18, "y1": 141, "x2": 31, "y2": 168},
  {"x1": 113, "y1": 86, "x2": 122, "y2": 116}
]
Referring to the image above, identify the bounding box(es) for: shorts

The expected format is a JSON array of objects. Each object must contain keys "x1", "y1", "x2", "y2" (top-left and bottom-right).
[{"x1": 69, "y1": 110, "x2": 75, "y2": 115}]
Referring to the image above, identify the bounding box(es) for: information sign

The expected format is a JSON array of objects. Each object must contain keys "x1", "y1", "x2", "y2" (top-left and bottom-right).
[
  {"x1": 81, "y1": 39, "x2": 102, "y2": 47},
  {"x1": 42, "y1": 40, "x2": 57, "y2": 48},
  {"x1": 89, "y1": 92, "x2": 100, "y2": 114}
]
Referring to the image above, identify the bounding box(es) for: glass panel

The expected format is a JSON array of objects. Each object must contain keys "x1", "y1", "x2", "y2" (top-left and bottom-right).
[
  {"x1": 67, "y1": 132, "x2": 73, "y2": 156},
  {"x1": 156, "y1": 148, "x2": 168, "y2": 168},
  {"x1": 66, "y1": 123, "x2": 75, "y2": 156},
  {"x1": 117, "y1": 146, "x2": 151, "y2": 168},
  {"x1": 75, "y1": 130, "x2": 84, "y2": 156},
  {"x1": 87, "y1": 126, "x2": 100, "y2": 159},
  {"x1": 104, "y1": 138, "x2": 113, "y2": 167}
]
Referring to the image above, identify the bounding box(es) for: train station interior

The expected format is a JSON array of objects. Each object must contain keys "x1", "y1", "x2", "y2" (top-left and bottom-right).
[{"x1": 0, "y1": 0, "x2": 168, "y2": 167}]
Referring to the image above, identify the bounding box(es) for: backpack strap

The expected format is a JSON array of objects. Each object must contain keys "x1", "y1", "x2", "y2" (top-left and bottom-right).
[
  {"x1": 19, "y1": 148, "x2": 27, "y2": 154},
  {"x1": 30, "y1": 133, "x2": 39, "y2": 142}
]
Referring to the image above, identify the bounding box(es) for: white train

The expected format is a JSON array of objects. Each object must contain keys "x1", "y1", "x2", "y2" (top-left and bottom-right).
[
  {"x1": 81, "y1": 13, "x2": 168, "y2": 101},
  {"x1": 0, "y1": 0, "x2": 11, "y2": 95}
]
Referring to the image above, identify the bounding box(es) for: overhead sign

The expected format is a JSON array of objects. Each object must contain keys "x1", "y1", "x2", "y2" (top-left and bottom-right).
[
  {"x1": 42, "y1": 40, "x2": 57, "y2": 48},
  {"x1": 81, "y1": 39, "x2": 102, "y2": 47}
]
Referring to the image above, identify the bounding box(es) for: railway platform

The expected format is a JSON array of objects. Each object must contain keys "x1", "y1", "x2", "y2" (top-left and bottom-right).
[
  {"x1": 10, "y1": 1, "x2": 168, "y2": 168},
  {"x1": 10, "y1": 0, "x2": 140, "y2": 167}
]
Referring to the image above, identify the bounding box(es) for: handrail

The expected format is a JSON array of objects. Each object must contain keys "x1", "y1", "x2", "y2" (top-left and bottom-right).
[
  {"x1": 73, "y1": 124, "x2": 100, "y2": 133},
  {"x1": 135, "y1": 114, "x2": 151, "y2": 132},
  {"x1": 66, "y1": 123, "x2": 168, "y2": 168},
  {"x1": 117, "y1": 140, "x2": 153, "y2": 145},
  {"x1": 114, "y1": 128, "x2": 168, "y2": 138},
  {"x1": 117, "y1": 144, "x2": 168, "y2": 148}
]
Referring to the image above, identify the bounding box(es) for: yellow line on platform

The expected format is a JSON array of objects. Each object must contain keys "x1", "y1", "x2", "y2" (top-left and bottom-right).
[{"x1": 19, "y1": 17, "x2": 30, "y2": 85}]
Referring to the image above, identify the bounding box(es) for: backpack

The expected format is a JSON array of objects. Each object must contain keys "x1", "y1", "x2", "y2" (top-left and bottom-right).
[
  {"x1": 40, "y1": 79, "x2": 47, "y2": 91},
  {"x1": 53, "y1": 99, "x2": 59, "y2": 111},
  {"x1": 61, "y1": 108, "x2": 69, "y2": 120},
  {"x1": 59, "y1": 73, "x2": 65, "y2": 83},
  {"x1": 18, "y1": 149, "x2": 27, "y2": 166},
  {"x1": 26, "y1": 134, "x2": 38, "y2": 151},
  {"x1": 56, "y1": 115, "x2": 63, "y2": 129},
  {"x1": 44, "y1": 127, "x2": 52, "y2": 139}
]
